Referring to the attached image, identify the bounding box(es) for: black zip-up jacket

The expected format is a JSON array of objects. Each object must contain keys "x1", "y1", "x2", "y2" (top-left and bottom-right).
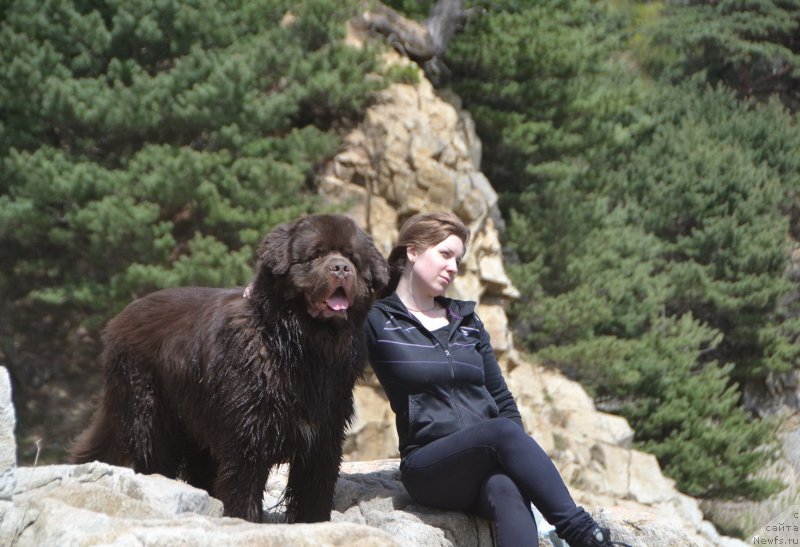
[{"x1": 366, "y1": 292, "x2": 523, "y2": 457}]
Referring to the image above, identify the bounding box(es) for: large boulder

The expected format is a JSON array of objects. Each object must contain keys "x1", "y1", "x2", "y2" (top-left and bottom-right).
[
  {"x1": 1, "y1": 458, "x2": 708, "y2": 547},
  {"x1": 0, "y1": 461, "x2": 402, "y2": 547}
]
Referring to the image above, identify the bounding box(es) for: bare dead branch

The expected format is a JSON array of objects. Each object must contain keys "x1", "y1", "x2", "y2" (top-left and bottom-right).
[{"x1": 357, "y1": 0, "x2": 483, "y2": 83}]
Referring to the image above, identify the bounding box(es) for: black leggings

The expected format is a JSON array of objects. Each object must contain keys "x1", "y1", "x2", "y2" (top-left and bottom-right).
[{"x1": 400, "y1": 417, "x2": 594, "y2": 547}]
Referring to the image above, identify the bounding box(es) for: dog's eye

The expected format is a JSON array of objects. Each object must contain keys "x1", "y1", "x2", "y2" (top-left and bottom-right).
[
  {"x1": 290, "y1": 255, "x2": 318, "y2": 266},
  {"x1": 307, "y1": 249, "x2": 323, "y2": 262}
]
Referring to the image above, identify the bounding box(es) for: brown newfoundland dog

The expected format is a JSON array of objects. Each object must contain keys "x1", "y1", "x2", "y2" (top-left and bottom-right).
[{"x1": 70, "y1": 214, "x2": 388, "y2": 523}]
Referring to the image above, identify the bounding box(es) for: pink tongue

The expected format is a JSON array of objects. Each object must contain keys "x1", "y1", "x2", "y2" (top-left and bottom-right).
[{"x1": 326, "y1": 294, "x2": 349, "y2": 311}]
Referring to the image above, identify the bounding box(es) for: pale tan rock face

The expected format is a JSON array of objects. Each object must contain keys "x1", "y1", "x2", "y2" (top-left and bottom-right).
[
  {"x1": 320, "y1": 61, "x2": 525, "y2": 466},
  {"x1": 319, "y1": 66, "x2": 516, "y2": 312},
  {"x1": 321, "y1": 77, "x2": 519, "y2": 466},
  {"x1": 345, "y1": 385, "x2": 400, "y2": 461}
]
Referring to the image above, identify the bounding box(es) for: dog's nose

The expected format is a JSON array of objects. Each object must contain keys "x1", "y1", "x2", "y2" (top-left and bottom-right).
[{"x1": 329, "y1": 260, "x2": 351, "y2": 279}]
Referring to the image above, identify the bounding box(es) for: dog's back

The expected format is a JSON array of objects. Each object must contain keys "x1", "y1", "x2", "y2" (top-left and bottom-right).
[
  {"x1": 69, "y1": 287, "x2": 247, "y2": 467},
  {"x1": 105, "y1": 287, "x2": 244, "y2": 357}
]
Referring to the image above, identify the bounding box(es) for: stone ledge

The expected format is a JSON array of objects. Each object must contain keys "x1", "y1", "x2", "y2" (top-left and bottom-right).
[{"x1": 0, "y1": 460, "x2": 709, "y2": 547}]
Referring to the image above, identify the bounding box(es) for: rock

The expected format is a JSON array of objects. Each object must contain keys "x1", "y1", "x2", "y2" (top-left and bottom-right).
[
  {"x1": 2, "y1": 502, "x2": 400, "y2": 547},
  {"x1": 504, "y1": 361, "x2": 749, "y2": 546},
  {"x1": 0, "y1": 461, "x2": 402, "y2": 547},
  {"x1": 0, "y1": 367, "x2": 16, "y2": 500},
  {"x1": 1, "y1": 358, "x2": 744, "y2": 546},
  {"x1": 1, "y1": 458, "x2": 705, "y2": 547},
  {"x1": 321, "y1": 64, "x2": 519, "y2": 326},
  {"x1": 566, "y1": 443, "x2": 676, "y2": 506},
  {"x1": 593, "y1": 506, "x2": 706, "y2": 546},
  {"x1": 332, "y1": 460, "x2": 494, "y2": 547},
  {"x1": 13, "y1": 463, "x2": 223, "y2": 517},
  {"x1": 474, "y1": 300, "x2": 514, "y2": 355}
]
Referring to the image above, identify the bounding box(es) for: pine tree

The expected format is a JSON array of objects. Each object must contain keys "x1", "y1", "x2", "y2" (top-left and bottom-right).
[
  {"x1": 544, "y1": 314, "x2": 781, "y2": 499},
  {"x1": 443, "y1": 0, "x2": 647, "y2": 303},
  {"x1": 643, "y1": 0, "x2": 800, "y2": 109},
  {"x1": 419, "y1": 0, "x2": 795, "y2": 500},
  {"x1": 614, "y1": 83, "x2": 800, "y2": 382}
]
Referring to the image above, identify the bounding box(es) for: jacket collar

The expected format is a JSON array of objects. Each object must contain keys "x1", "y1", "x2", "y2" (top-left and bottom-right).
[{"x1": 375, "y1": 292, "x2": 476, "y2": 321}]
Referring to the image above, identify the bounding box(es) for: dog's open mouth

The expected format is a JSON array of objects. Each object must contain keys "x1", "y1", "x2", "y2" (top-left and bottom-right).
[
  {"x1": 325, "y1": 287, "x2": 350, "y2": 312},
  {"x1": 305, "y1": 285, "x2": 353, "y2": 320}
]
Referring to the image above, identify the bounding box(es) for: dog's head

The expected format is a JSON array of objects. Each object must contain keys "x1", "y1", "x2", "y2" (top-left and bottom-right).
[{"x1": 254, "y1": 214, "x2": 388, "y2": 323}]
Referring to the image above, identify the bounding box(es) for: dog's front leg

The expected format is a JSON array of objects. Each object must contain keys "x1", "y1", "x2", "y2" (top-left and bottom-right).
[
  {"x1": 213, "y1": 455, "x2": 270, "y2": 523},
  {"x1": 284, "y1": 432, "x2": 343, "y2": 523}
]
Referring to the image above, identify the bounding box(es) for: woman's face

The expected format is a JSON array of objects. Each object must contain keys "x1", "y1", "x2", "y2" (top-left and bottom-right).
[{"x1": 407, "y1": 234, "x2": 465, "y2": 297}]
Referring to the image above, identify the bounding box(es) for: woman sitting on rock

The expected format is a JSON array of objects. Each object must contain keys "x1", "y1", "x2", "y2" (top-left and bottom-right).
[{"x1": 366, "y1": 211, "x2": 630, "y2": 547}]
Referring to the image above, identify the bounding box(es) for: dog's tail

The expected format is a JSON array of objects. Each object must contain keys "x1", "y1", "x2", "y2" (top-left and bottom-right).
[{"x1": 68, "y1": 404, "x2": 127, "y2": 466}]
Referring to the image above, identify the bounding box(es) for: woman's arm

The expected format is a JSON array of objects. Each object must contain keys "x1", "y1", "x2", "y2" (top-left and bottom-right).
[{"x1": 475, "y1": 317, "x2": 524, "y2": 429}]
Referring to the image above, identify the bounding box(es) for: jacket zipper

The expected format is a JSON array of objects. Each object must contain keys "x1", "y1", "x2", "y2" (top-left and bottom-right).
[
  {"x1": 442, "y1": 346, "x2": 464, "y2": 428},
  {"x1": 389, "y1": 305, "x2": 467, "y2": 430}
]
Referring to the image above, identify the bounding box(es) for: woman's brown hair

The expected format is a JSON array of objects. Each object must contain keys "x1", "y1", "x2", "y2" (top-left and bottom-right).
[{"x1": 378, "y1": 211, "x2": 470, "y2": 298}]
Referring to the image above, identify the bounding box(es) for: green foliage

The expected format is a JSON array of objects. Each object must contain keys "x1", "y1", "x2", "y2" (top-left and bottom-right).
[
  {"x1": 445, "y1": 0, "x2": 648, "y2": 308},
  {"x1": 533, "y1": 83, "x2": 796, "y2": 499},
  {"x1": 443, "y1": 0, "x2": 796, "y2": 501},
  {"x1": 544, "y1": 314, "x2": 782, "y2": 499},
  {"x1": 614, "y1": 83, "x2": 800, "y2": 380},
  {"x1": 1, "y1": 0, "x2": 384, "y2": 314},
  {"x1": 448, "y1": 0, "x2": 643, "y2": 191},
  {"x1": 631, "y1": 316, "x2": 782, "y2": 500},
  {"x1": 444, "y1": 0, "x2": 654, "y2": 347},
  {"x1": 508, "y1": 206, "x2": 669, "y2": 353},
  {"x1": 0, "y1": 0, "x2": 389, "y2": 458},
  {"x1": 642, "y1": 0, "x2": 800, "y2": 107}
]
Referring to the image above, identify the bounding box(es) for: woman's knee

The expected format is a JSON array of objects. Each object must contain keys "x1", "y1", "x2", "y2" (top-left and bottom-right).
[
  {"x1": 482, "y1": 472, "x2": 522, "y2": 501},
  {"x1": 477, "y1": 472, "x2": 532, "y2": 522},
  {"x1": 487, "y1": 417, "x2": 528, "y2": 443}
]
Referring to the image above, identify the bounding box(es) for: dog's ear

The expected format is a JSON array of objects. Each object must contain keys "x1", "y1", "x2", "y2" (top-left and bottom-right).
[
  {"x1": 358, "y1": 230, "x2": 390, "y2": 292},
  {"x1": 258, "y1": 221, "x2": 295, "y2": 276}
]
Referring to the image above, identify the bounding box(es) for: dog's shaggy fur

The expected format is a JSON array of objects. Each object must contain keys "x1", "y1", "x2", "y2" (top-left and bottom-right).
[{"x1": 70, "y1": 214, "x2": 388, "y2": 523}]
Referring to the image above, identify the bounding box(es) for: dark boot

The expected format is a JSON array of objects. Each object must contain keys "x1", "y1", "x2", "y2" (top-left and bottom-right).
[
  {"x1": 554, "y1": 506, "x2": 633, "y2": 547},
  {"x1": 574, "y1": 525, "x2": 632, "y2": 547}
]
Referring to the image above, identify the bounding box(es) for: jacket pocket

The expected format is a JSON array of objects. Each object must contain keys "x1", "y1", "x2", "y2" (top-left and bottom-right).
[
  {"x1": 407, "y1": 392, "x2": 459, "y2": 447},
  {"x1": 454, "y1": 386, "x2": 499, "y2": 426}
]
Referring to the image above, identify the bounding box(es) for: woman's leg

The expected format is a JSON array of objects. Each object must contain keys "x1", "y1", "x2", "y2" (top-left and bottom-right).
[
  {"x1": 473, "y1": 471, "x2": 538, "y2": 547},
  {"x1": 403, "y1": 418, "x2": 582, "y2": 523},
  {"x1": 402, "y1": 418, "x2": 604, "y2": 546},
  {"x1": 401, "y1": 434, "x2": 538, "y2": 547},
  {"x1": 400, "y1": 436, "x2": 498, "y2": 512}
]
